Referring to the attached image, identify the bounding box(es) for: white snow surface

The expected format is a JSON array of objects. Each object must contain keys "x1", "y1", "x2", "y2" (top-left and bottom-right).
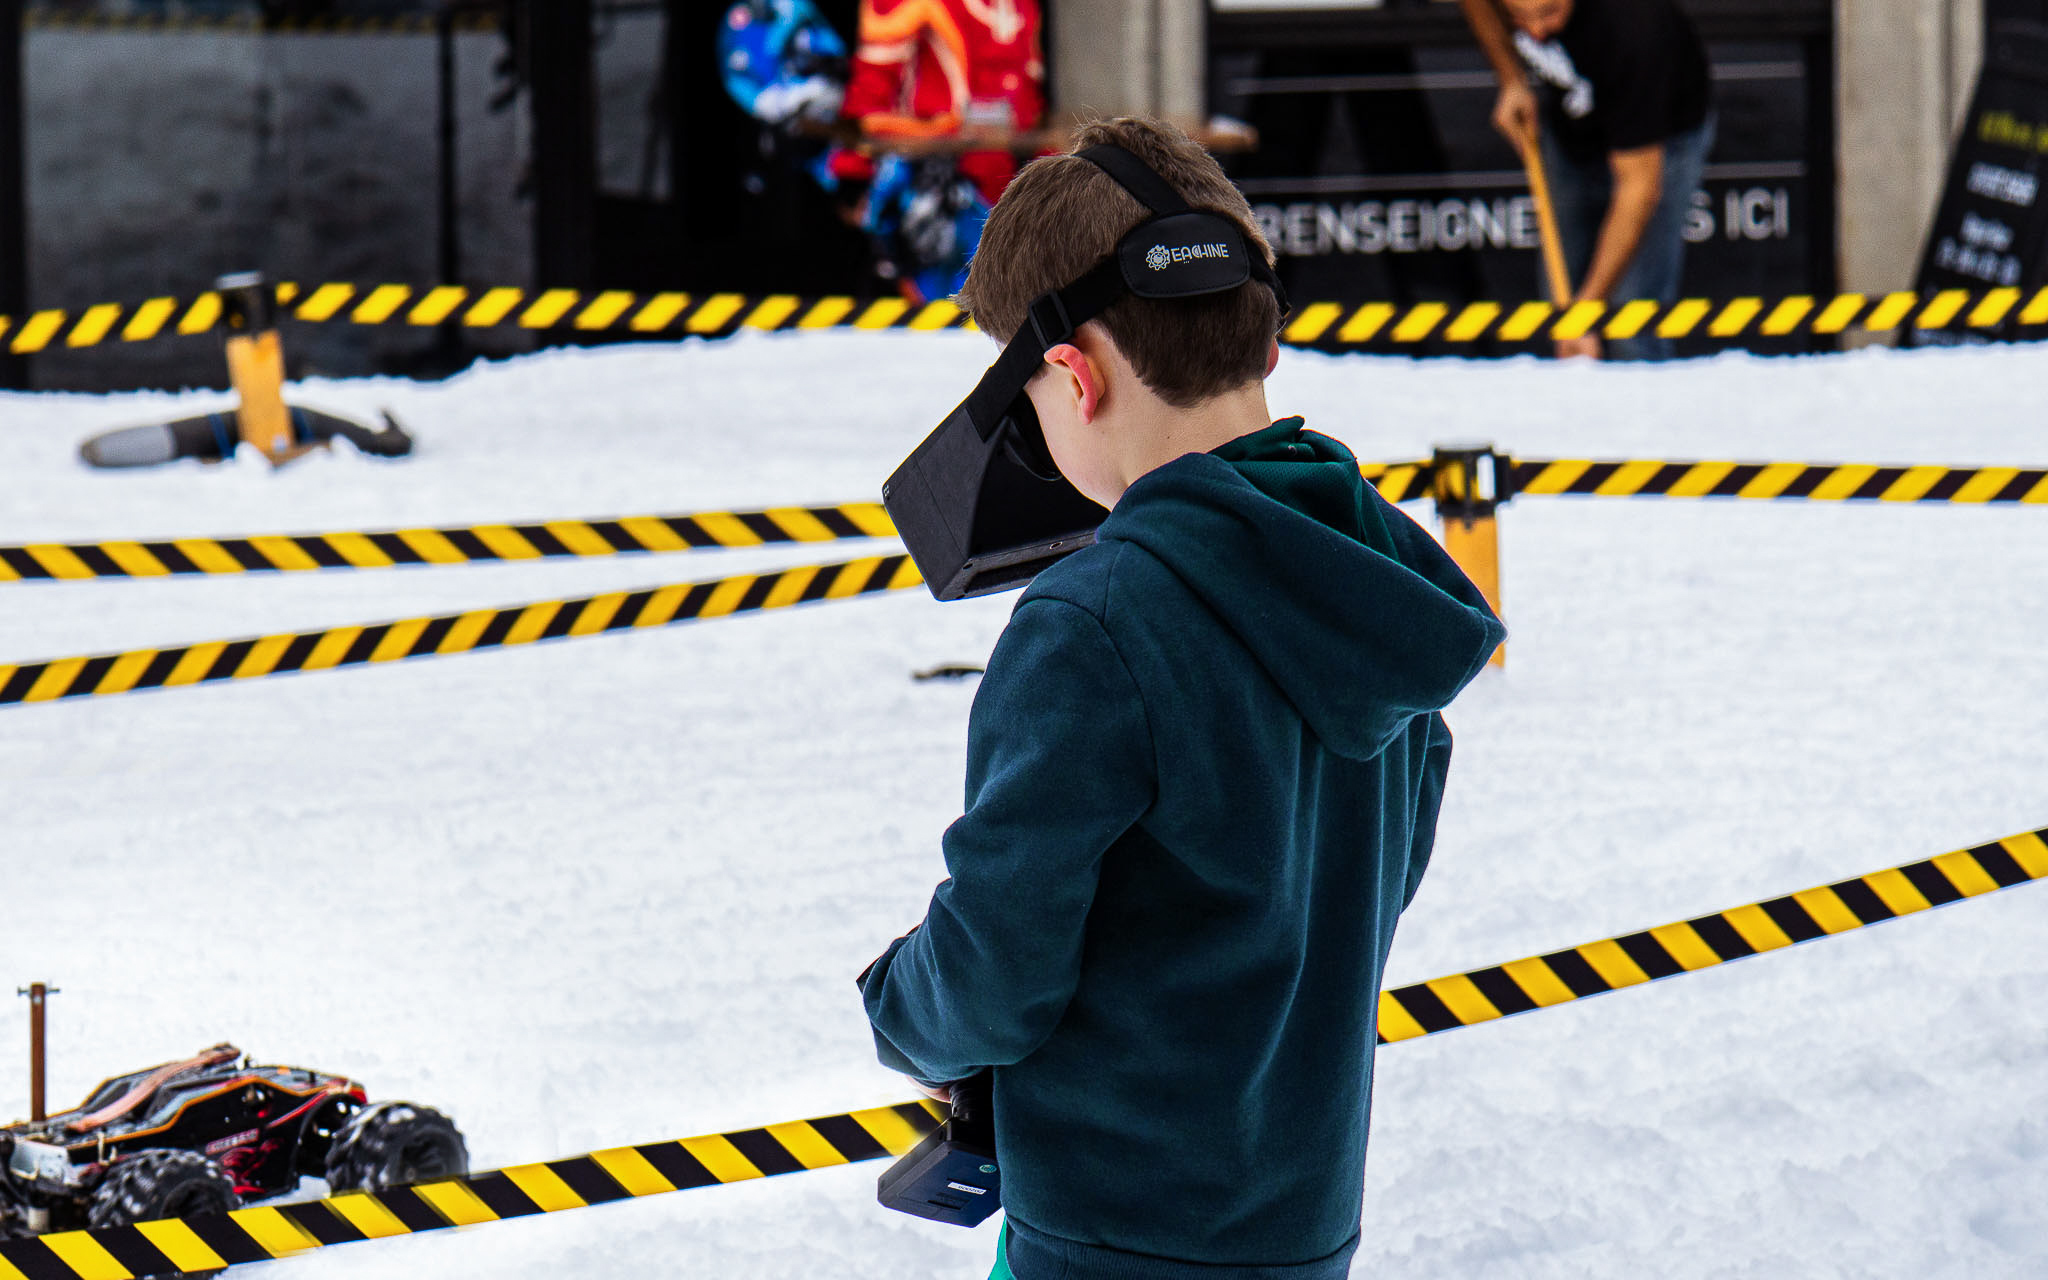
[{"x1": 3, "y1": 333, "x2": 2045, "y2": 1279}]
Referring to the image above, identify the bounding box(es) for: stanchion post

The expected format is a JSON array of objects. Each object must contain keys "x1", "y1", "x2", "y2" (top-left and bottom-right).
[
  {"x1": 218, "y1": 272, "x2": 317, "y2": 468},
  {"x1": 17, "y1": 981, "x2": 54, "y2": 1121},
  {"x1": 1432, "y1": 444, "x2": 1508, "y2": 669}
]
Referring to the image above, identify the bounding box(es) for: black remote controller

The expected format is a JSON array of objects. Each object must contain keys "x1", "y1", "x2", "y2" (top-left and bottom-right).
[{"x1": 876, "y1": 1075, "x2": 1000, "y2": 1227}]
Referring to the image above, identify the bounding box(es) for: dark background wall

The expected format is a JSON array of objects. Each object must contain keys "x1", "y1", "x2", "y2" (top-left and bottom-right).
[
  {"x1": 8, "y1": 0, "x2": 883, "y2": 392},
  {"x1": 1, "y1": 0, "x2": 1879, "y2": 387},
  {"x1": 18, "y1": 8, "x2": 532, "y2": 390}
]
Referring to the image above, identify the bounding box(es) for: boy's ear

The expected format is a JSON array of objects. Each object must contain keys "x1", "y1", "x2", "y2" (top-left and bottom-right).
[
  {"x1": 1265, "y1": 338, "x2": 1281, "y2": 377},
  {"x1": 1043, "y1": 342, "x2": 1104, "y2": 424}
]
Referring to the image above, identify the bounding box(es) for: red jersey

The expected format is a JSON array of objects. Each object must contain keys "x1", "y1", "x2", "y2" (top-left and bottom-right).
[{"x1": 835, "y1": 0, "x2": 1045, "y2": 202}]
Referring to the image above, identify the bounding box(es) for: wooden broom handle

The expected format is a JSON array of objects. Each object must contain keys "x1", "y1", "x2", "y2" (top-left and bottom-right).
[{"x1": 1519, "y1": 133, "x2": 1576, "y2": 309}]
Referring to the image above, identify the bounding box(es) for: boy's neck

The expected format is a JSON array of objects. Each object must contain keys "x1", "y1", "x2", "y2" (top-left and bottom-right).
[{"x1": 1106, "y1": 379, "x2": 1276, "y2": 503}]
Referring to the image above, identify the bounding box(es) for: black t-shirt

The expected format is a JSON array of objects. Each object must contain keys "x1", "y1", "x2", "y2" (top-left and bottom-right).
[{"x1": 1516, "y1": 0, "x2": 1711, "y2": 160}]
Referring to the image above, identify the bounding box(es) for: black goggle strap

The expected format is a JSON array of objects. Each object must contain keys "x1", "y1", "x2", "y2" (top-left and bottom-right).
[
  {"x1": 1260, "y1": 260, "x2": 1291, "y2": 323},
  {"x1": 963, "y1": 255, "x2": 1127, "y2": 440},
  {"x1": 1076, "y1": 144, "x2": 1192, "y2": 216},
  {"x1": 962, "y1": 144, "x2": 1291, "y2": 440},
  {"x1": 1081, "y1": 143, "x2": 1290, "y2": 319}
]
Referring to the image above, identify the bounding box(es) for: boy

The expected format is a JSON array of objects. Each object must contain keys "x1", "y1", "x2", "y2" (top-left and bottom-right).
[{"x1": 859, "y1": 117, "x2": 1504, "y2": 1279}]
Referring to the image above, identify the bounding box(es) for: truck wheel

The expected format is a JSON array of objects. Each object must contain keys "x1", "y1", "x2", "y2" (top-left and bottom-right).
[
  {"x1": 323, "y1": 1102, "x2": 468, "y2": 1191},
  {"x1": 87, "y1": 1149, "x2": 239, "y2": 1228}
]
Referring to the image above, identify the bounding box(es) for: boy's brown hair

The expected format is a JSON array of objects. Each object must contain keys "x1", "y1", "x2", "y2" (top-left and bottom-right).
[{"x1": 957, "y1": 117, "x2": 1281, "y2": 408}]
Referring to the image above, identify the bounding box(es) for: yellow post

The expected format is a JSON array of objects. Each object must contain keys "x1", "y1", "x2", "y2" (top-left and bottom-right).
[
  {"x1": 218, "y1": 272, "x2": 321, "y2": 468},
  {"x1": 1432, "y1": 445, "x2": 1506, "y2": 668}
]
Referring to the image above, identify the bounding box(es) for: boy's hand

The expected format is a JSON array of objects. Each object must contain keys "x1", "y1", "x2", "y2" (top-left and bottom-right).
[{"x1": 911, "y1": 1079, "x2": 955, "y2": 1104}]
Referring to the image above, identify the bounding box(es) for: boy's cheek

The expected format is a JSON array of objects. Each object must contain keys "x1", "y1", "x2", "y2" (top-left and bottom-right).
[{"x1": 1039, "y1": 418, "x2": 1108, "y2": 505}]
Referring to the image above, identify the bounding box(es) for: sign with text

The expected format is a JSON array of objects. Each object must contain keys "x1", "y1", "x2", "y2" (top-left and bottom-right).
[
  {"x1": 1208, "y1": 11, "x2": 1833, "y2": 352},
  {"x1": 1249, "y1": 179, "x2": 1799, "y2": 267},
  {"x1": 1916, "y1": 24, "x2": 2048, "y2": 316}
]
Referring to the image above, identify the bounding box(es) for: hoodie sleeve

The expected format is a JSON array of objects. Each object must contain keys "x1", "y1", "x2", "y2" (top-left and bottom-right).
[{"x1": 861, "y1": 596, "x2": 1154, "y2": 1084}]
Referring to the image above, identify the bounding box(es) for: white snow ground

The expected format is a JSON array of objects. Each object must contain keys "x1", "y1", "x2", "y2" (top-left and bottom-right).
[{"x1": 2, "y1": 332, "x2": 2045, "y2": 1279}]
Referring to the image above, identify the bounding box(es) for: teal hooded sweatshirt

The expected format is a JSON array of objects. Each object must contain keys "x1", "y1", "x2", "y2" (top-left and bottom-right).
[{"x1": 861, "y1": 418, "x2": 1504, "y2": 1279}]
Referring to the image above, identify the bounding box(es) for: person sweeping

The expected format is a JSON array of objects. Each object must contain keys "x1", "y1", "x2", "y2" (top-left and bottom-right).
[{"x1": 1460, "y1": 0, "x2": 1716, "y2": 360}]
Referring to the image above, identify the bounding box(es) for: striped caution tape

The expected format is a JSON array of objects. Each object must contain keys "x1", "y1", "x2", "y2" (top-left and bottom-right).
[
  {"x1": 0, "y1": 1098, "x2": 948, "y2": 1280},
  {"x1": 23, "y1": 8, "x2": 501, "y2": 34},
  {"x1": 0, "y1": 453, "x2": 2028, "y2": 590},
  {"x1": 0, "y1": 290, "x2": 231, "y2": 354},
  {"x1": 1280, "y1": 286, "x2": 2048, "y2": 348},
  {"x1": 1359, "y1": 460, "x2": 1430, "y2": 503},
  {"x1": 1375, "y1": 826, "x2": 2048, "y2": 1043},
  {"x1": 13, "y1": 284, "x2": 2048, "y2": 355},
  {"x1": 0, "y1": 502, "x2": 898, "y2": 583},
  {"x1": 0, "y1": 554, "x2": 923, "y2": 706},
  {"x1": 1506, "y1": 458, "x2": 2048, "y2": 505},
  {"x1": 0, "y1": 468, "x2": 1432, "y2": 583},
  {"x1": 0, "y1": 286, "x2": 978, "y2": 354},
  {"x1": 0, "y1": 828, "x2": 2038, "y2": 1279}
]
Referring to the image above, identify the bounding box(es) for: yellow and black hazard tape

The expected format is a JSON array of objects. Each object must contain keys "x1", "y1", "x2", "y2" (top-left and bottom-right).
[
  {"x1": 13, "y1": 283, "x2": 2048, "y2": 355},
  {"x1": 1360, "y1": 460, "x2": 1430, "y2": 503},
  {"x1": 0, "y1": 554, "x2": 922, "y2": 706},
  {"x1": 0, "y1": 290, "x2": 231, "y2": 354},
  {"x1": 0, "y1": 827, "x2": 2038, "y2": 1279},
  {"x1": 1505, "y1": 458, "x2": 2048, "y2": 505},
  {"x1": 0, "y1": 502, "x2": 898, "y2": 583},
  {"x1": 0, "y1": 468, "x2": 1431, "y2": 583},
  {"x1": 0, "y1": 285, "x2": 979, "y2": 354},
  {"x1": 1376, "y1": 825, "x2": 2048, "y2": 1043},
  {"x1": 1279, "y1": 286, "x2": 2048, "y2": 348},
  {"x1": 23, "y1": 8, "x2": 500, "y2": 34},
  {"x1": 0, "y1": 1098, "x2": 949, "y2": 1280},
  {"x1": 0, "y1": 453, "x2": 2029, "y2": 590}
]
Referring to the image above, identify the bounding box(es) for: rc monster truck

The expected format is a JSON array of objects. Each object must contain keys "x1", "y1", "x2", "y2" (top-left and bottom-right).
[{"x1": 0, "y1": 1043, "x2": 467, "y2": 1238}]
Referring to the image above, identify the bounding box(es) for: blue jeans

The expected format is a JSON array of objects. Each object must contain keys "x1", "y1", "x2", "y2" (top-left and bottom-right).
[{"x1": 1540, "y1": 113, "x2": 1716, "y2": 361}]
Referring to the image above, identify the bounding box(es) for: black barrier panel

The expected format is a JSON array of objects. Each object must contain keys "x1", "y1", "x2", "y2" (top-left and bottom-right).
[
  {"x1": 1987, "y1": 1, "x2": 2048, "y2": 26},
  {"x1": 1209, "y1": 0, "x2": 1834, "y2": 356}
]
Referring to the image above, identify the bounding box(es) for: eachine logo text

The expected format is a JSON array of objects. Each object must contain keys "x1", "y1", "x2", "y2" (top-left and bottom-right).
[{"x1": 1146, "y1": 242, "x2": 1232, "y2": 270}]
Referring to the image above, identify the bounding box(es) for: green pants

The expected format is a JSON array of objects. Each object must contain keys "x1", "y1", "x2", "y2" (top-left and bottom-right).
[{"x1": 987, "y1": 1223, "x2": 1015, "y2": 1279}]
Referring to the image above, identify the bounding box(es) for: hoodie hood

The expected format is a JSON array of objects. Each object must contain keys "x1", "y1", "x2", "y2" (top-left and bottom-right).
[{"x1": 1095, "y1": 418, "x2": 1503, "y2": 759}]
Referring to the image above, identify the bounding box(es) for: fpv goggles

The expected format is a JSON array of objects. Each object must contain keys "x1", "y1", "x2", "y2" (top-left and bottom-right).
[{"x1": 881, "y1": 143, "x2": 1289, "y2": 600}]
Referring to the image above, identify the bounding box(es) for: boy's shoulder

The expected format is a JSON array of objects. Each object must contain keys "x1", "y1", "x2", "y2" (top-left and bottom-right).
[
  {"x1": 1014, "y1": 535, "x2": 1130, "y2": 624},
  {"x1": 1013, "y1": 449, "x2": 1261, "y2": 627}
]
